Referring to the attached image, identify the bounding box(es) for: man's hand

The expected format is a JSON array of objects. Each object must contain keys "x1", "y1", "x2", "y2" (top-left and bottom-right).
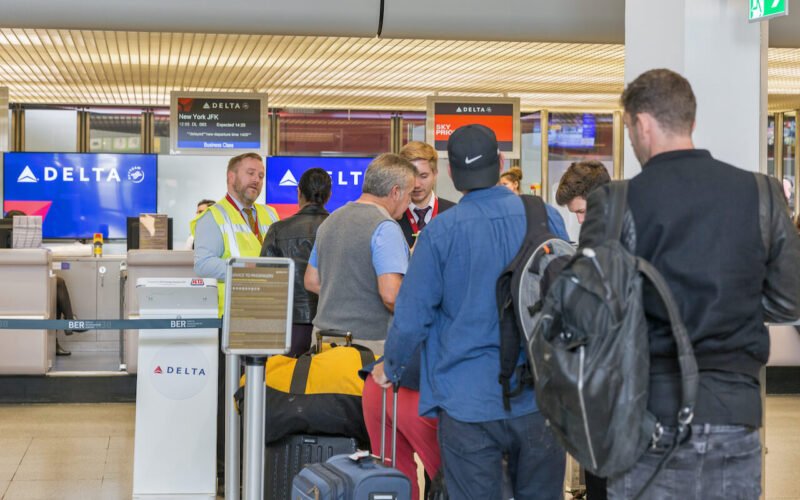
[{"x1": 370, "y1": 361, "x2": 392, "y2": 388}]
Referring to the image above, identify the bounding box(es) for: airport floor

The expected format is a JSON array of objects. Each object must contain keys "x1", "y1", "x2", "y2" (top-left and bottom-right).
[{"x1": 0, "y1": 397, "x2": 798, "y2": 500}]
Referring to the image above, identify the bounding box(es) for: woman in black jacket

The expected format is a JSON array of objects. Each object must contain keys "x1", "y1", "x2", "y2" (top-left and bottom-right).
[{"x1": 260, "y1": 168, "x2": 331, "y2": 355}]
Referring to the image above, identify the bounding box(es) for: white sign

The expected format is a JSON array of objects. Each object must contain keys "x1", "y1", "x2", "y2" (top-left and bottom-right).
[{"x1": 150, "y1": 342, "x2": 210, "y2": 401}]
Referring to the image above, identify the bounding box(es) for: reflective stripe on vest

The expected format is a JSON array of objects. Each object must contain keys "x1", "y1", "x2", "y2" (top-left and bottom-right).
[{"x1": 201, "y1": 198, "x2": 279, "y2": 316}]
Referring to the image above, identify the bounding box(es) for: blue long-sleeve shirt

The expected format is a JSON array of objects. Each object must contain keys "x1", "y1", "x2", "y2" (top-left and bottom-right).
[{"x1": 384, "y1": 186, "x2": 555, "y2": 422}]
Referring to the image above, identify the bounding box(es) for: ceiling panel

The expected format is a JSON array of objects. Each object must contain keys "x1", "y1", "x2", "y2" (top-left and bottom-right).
[{"x1": 0, "y1": 28, "x2": 798, "y2": 111}]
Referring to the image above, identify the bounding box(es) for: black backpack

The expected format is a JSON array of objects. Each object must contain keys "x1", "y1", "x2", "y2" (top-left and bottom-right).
[
  {"x1": 525, "y1": 181, "x2": 699, "y2": 487},
  {"x1": 496, "y1": 194, "x2": 574, "y2": 411}
]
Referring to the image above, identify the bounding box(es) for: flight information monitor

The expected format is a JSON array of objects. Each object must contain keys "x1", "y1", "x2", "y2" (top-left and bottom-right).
[
  {"x1": 3, "y1": 152, "x2": 157, "y2": 239},
  {"x1": 170, "y1": 91, "x2": 268, "y2": 154},
  {"x1": 265, "y1": 156, "x2": 372, "y2": 219},
  {"x1": 221, "y1": 257, "x2": 294, "y2": 355},
  {"x1": 426, "y1": 96, "x2": 521, "y2": 159}
]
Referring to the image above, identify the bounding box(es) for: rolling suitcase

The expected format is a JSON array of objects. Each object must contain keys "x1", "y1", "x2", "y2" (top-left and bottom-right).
[
  {"x1": 292, "y1": 384, "x2": 412, "y2": 500},
  {"x1": 264, "y1": 434, "x2": 358, "y2": 500}
]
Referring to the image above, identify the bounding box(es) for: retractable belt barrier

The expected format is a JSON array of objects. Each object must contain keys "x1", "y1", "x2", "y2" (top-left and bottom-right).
[{"x1": 0, "y1": 318, "x2": 222, "y2": 330}]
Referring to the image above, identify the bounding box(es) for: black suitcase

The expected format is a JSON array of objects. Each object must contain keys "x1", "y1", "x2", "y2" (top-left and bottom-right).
[
  {"x1": 292, "y1": 385, "x2": 412, "y2": 500},
  {"x1": 265, "y1": 433, "x2": 358, "y2": 500}
]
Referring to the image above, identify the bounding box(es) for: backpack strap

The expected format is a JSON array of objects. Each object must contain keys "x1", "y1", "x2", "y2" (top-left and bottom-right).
[
  {"x1": 519, "y1": 194, "x2": 550, "y2": 235},
  {"x1": 636, "y1": 259, "x2": 698, "y2": 426},
  {"x1": 605, "y1": 181, "x2": 629, "y2": 242},
  {"x1": 497, "y1": 195, "x2": 549, "y2": 411}
]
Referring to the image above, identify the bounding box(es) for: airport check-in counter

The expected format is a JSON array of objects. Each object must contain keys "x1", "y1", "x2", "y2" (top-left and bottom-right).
[
  {"x1": 124, "y1": 250, "x2": 198, "y2": 373},
  {"x1": 768, "y1": 325, "x2": 800, "y2": 367},
  {"x1": 52, "y1": 255, "x2": 125, "y2": 362},
  {"x1": 0, "y1": 249, "x2": 57, "y2": 374}
]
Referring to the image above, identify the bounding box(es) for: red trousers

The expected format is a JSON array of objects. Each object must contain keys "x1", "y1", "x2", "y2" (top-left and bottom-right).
[{"x1": 362, "y1": 376, "x2": 441, "y2": 500}]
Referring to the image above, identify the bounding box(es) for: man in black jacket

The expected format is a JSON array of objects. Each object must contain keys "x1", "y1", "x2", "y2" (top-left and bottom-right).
[
  {"x1": 396, "y1": 141, "x2": 456, "y2": 247},
  {"x1": 580, "y1": 68, "x2": 800, "y2": 499},
  {"x1": 261, "y1": 167, "x2": 331, "y2": 355}
]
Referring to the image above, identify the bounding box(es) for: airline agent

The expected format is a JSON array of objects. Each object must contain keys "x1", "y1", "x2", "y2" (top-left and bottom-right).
[
  {"x1": 396, "y1": 142, "x2": 456, "y2": 247},
  {"x1": 190, "y1": 151, "x2": 279, "y2": 492}
]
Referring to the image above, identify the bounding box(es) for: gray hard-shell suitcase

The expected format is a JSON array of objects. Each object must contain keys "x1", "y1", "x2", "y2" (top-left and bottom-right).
[
  {"x1": 291, "y1": 385, "x2": 412, "y2": 500},
  {"x1": 264, "y1": 433, "x2": 358, "y2": 500}
]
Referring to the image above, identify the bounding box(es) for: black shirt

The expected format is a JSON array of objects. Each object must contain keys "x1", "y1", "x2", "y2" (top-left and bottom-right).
[{"x1": 580, "y1": 149, "x2": 800, "y2": 428}]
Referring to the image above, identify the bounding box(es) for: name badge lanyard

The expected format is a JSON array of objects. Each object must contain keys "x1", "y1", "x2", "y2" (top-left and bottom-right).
[
  {"x1": 406, "y1": 197, "x2": 439, "y2": 235},
  {"x1": 226, "y1": 194, "x2": 263, "y2": 243}
]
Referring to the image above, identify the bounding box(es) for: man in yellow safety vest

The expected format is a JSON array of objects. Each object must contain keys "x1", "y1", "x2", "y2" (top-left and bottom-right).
[
  {"x1": 191, "y1": 152, "x2": 279, "y2": 316},
  {"x1": 190, "y1": 151, "x2": 279, "y2": 493}
]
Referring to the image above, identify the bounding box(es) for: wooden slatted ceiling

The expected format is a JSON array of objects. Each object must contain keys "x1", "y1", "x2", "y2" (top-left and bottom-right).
[{"x1": 0, "y1": 28, "x2": 798, "y2": 111}]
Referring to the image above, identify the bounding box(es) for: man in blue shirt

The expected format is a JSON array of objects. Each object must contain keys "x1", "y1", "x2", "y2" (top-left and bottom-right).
[{"x1": 374, "y1": 125, "x2": 565, "y2": 499}]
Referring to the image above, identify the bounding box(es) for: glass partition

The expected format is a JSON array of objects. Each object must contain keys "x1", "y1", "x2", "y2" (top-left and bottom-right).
[
  {"x1": 520, "y1": 112, "x2": 542, "y2": 195},
  {"x1": 88, "y1": 108, "x2": 142, "y2": 153},
  {"x1": 277, "y1": 110, "x2": 392, "y2": 155},
  {"x1": 401, "y1": 111, "x2": 426, "y2": 145},
  {"x1": 24, "y1": 109, "x2": 78, "y2": 152},
  {"x1": 546, "y1": 112, "x2": 614, "y2": 241},
  {"x1": 154, "y1": 109, "x2": 170, "y2": 154},
  {"x1": 767, "y1": 115, "x2": 775, "y2": 177},
  {"x1": 783, "y1": 114, "x2": 796, "y2": 215}
]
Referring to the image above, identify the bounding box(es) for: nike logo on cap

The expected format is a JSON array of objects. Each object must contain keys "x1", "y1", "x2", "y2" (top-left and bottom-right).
[{"x1": 464, "y1": 155, "x2": 482, "y2": 164}]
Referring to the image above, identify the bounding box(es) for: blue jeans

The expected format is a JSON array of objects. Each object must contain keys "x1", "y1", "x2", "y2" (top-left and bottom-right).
[
  {"x1": 607, "y1": 425, "x2": 761, "y2": 500},
  {"x1": 438, "y1": 410, "x2": 565, "y2": 500}
]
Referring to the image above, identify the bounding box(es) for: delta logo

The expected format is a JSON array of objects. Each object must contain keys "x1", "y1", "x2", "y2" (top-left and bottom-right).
[
  {"x1": 17, "y1": 165, "x2": 124, "y2": 183},
  {"x1": 279, "y1": 169, "x2": 363, "y2": 188},
  {"x1": 191, "y1": 279, "x2": 205, "y2": 286},
  {"x1": 153, "y1": 365, "x2": 207, "y2": 376}
]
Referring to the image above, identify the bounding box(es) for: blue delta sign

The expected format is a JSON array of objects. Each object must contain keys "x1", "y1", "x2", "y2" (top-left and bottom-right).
[{"x1": 265, "y1": 157, "x2": 373, "y2": 212}]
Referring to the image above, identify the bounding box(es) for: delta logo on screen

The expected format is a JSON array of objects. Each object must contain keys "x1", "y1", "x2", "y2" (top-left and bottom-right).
[
  {"x1": 265, "y1": 157, "x2": 372, "y2": 219},
  {"x1": 14, "y1": 164, "x2": 146, "y2": 184},
  {"x1": 3, "y1": 153, "x2": 158, "y2": 239},
  {"x1": 433, "y1": 102, "x2": 515, "y2": 152}
]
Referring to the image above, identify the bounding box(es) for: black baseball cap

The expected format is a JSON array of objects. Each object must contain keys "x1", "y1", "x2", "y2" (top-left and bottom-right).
[{"x1": 447, "y1": 124, "x2": 501, "y2": 191}]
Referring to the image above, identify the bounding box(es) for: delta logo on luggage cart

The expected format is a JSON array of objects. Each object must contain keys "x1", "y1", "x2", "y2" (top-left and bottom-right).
[{"x1": 150, "y1": 343, "x2": 210, "y2": 401}]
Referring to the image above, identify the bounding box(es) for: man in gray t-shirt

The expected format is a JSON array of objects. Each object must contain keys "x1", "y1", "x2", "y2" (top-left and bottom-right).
[{"x1": 304, "y1": 153, "x2": 416, "y2": 354}]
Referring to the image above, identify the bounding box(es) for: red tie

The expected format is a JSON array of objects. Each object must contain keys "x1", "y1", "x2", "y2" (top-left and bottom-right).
[
  {"x1": 243, "y1": 208, "x2": 262, "y2": 244},
  {"x1": 413, "y1": 206, "x2": 431, "y2": 230}
]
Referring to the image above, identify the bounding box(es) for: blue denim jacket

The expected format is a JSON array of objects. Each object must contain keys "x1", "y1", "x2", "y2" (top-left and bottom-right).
[{"x1": 384, "y1": 186, "x2": 554, "y2": 422}]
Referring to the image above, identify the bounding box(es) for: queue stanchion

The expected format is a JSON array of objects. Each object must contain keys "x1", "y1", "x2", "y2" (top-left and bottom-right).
[
  {"x1": 225, "y1": 352, "x2": 241, "y2": 500},
  {"x1": 221, "y1": 257, "x2": 294, "y2": 500}
]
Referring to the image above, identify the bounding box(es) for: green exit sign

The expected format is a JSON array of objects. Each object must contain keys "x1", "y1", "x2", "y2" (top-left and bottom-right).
[{"x1": 750, "y1": 0, "x2": 788, "y2": 21}]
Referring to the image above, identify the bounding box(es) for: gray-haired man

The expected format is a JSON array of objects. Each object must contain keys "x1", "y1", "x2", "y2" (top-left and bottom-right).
[{"x1": 304, "y1": 153, "x2": 417, "y2": 355}]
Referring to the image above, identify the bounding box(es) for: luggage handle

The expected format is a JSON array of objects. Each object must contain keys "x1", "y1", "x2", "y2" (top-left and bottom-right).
[
  {"x1": 379, "y1": 382, "x2": 400, "y2": 469},
  {"x1": 315, "y1": 329, "x2": 352, "y2": 353}
]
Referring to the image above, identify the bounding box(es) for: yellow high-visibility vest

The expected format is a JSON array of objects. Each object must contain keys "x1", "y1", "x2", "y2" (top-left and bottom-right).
[{"x1": 191, "y1": 196, "x2": 279, "y2": 316}]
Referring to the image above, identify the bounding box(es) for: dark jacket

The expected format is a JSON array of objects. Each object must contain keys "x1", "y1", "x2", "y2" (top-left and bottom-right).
[
  {"x1": 580, "y1": 149, "x2": 800, "y2": 425},
  {"x1": 397, "y1": 196, "x2": 456, "y2": 248},
  {"x1": 260, "y1": 204, "x2": 329, "y2": 324}
]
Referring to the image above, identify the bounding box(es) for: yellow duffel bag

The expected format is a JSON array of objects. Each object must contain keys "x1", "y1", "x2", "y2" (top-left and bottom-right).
[{"x1": 238, "y1": 330, "x2": 376, "y2": 444}]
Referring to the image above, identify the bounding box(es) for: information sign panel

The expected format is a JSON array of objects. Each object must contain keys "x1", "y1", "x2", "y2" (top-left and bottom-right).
[
  {"x1": 426, "y1": 96, "x2": 520, "y2": 159},
  {"x1": 222, "y1": 257, "x2": 294, "y2": 355},
  {"x1": 749, "y1": 0, "x2": 788, "y2": 21},
  {"x1": 170, "y1": 91, "x2": 268, "y2": 155}
]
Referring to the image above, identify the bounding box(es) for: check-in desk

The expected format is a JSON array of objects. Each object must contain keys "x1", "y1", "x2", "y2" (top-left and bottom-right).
[
  {"x1": 52, "y1": 255, "x2": 125, "y2": 360},
  {"x1": 0, "y1": 249, "x2": 57, "y2": 374},
  {"x1": 124, "y1": 250, "x2": 198, "y2": 373},
  {"x1": 768, "y1": 325, "x2": 800, "y2": 366}
]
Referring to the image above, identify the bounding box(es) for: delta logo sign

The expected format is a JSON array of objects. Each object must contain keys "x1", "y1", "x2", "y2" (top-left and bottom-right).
[
  {"x1": 265, "y1": 157, "x2": 372, "y2": 219},
  {"x1": 153, "y1": 365, "x2": 207, "y2": 376},
  {"x1": 3, "y1": 152, "x2": 157, "y2": 239},
  {"x1": 150, "y1": 343, "x2": 211, "y2": 401}
]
